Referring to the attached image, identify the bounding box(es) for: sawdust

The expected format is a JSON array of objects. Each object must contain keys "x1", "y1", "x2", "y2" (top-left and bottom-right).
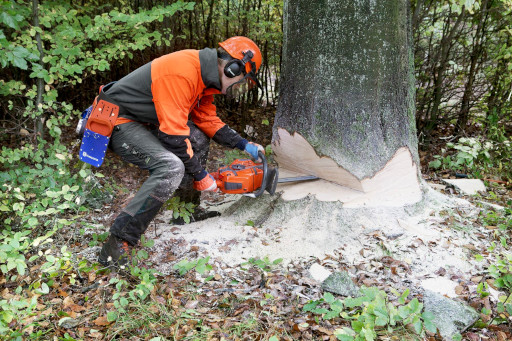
[{"x1": 148, "y1": 185, "x2": 489, "y2": 293}]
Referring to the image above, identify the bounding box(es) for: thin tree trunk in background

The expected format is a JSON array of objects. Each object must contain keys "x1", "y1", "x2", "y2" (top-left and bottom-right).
[
  {"x1": 32, "y1": 0, "x2": 45, "y2": 140},
  {"x1": 241, "y1": 0, "x2": 248, "y2": 36},
  {"x1": 487, "y1": 34, "x2": 511, "y2": 118},
  {"x1": 456, "y1": 0, "x2": 490, "y2": 133},
  {"x1": 422, "y1": 9, "x2": 465, "y2": 137},
  {"x1": 204, "y1": 0, "x2": 216, "y2": 47},
  {"x1": 225, "y1": 0, "x2": 229, "y2": 37}
]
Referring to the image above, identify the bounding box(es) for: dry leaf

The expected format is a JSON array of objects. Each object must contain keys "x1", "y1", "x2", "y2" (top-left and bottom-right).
[
  {"x1": 63, "y1": 296, "x2": 86, "y2": 312},
  {"x1": 471, "y1": 276, "x2": 483, "y2": 283},
  {"x1": 497, "y1": 331, "x2": 508, "y2": 341},
  {"x1": 185, "y1": 300, "x2": 198, "y2": 309},
  {"x1": 464, "y1": 244, "x2": 477, "y2": 251},
  {"x1": 89, "y1": 329, "x2": 103, "y2": 338},
  {"x1": 93, "y1": 315, "x2": 111, "y2": 326}
]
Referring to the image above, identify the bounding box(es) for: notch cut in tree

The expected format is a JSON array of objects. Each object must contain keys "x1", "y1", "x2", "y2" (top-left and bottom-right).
[{"x1": 272, "y1": 0, "x2": 422, "y2": 207}]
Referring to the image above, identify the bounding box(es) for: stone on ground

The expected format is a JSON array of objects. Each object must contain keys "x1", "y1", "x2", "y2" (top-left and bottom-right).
[
  {"x1": 322, "y1": 271, "x2": 360, "y2": 297},
  {"x1": 423, "y1": 289, "x2": 479, "y2": 339},
  {"x1": 442, "y1": 179, "x2": 486, "y2": 195},
  {"x1": 309, "y1": 263, "x2": 332, "y2": 283}
]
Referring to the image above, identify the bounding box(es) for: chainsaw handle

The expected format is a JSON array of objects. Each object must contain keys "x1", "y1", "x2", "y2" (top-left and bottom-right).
[{"x1": 244, "y1": 151, "x2": 267, "y2": 198}]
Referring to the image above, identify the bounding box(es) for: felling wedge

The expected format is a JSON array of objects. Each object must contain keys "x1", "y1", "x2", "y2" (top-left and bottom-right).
[{"x1": 272, "y1": 128, "x2": 423, "y2": 207}]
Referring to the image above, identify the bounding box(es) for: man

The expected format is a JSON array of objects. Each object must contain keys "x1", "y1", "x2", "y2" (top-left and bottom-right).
[{"x1": 97, "y1": 36, "x2": 265, "y2": 266}]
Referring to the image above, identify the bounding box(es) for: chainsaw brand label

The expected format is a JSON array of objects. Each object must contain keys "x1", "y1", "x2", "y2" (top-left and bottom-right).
[{"x1": 82, "y1": 151, "x2": 99, "y2": 162}]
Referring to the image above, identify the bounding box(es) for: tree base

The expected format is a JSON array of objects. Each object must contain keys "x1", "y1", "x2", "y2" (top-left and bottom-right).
[{"x1": 272, "y1": 129, "x2": 422, "y2": 207}]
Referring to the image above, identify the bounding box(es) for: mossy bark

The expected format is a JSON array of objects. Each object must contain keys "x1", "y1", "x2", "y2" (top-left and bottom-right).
[{"x1": 274, "y1": 0, "x2": 418, "y2": 179}]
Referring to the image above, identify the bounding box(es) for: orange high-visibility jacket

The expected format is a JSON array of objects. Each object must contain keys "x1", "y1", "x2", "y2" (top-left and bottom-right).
[{"x1": 103, "y1": 48, "x2": 247, "y2": 178}]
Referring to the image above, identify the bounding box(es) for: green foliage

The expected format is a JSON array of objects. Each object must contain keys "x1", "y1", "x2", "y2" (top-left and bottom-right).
[
  {"x1": 222, "y1": 149, "x2": 247, "y2": 165},
  {"x1": 1, "y1": 0, "x2": 195, "y2": 140},
  {"x1": 165, "y1": 196, "x2": 195, "y2": 224},
  {"x1": 173, "y1": 256, "x2": 213, "y2": 277},
  {"x1": 415, "y1": 0, "x2": 512, "y2": 138},
  {"x1": 474, "y1": 207, "x2": 512, "y2": 326},
  {"x1": 241, "y1": 256, "x2": 283, "y2": 272},
  {"x1": 429, "y1": 129, "x2": 512, "y2": 179},
  {"x1": 304, "y1": 288, "x2": 437, "y2": 340}
]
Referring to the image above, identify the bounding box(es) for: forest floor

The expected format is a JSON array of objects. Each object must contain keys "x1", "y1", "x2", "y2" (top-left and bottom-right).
[{"x1": 14, "y1": 107, "x2": 512, "y2": 340}]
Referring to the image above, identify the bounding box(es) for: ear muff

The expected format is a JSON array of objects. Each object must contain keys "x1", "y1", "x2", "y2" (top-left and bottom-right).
[
  {"x1": 224, "y1": 60, "x2": 244, "y2": 78},
  {"x1": 223, "y1": 50, "x2": 255, "y2": 78}
]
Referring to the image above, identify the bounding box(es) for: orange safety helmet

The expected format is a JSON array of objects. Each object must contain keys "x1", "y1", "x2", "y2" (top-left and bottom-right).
[{"x1": 219, "y1": 36, "x2": 262, "y2": 75}]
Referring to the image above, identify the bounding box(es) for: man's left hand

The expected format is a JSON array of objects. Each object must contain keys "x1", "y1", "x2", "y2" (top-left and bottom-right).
[{"x1": 244, "y1": 142, "x2": 265, "y2": 160}]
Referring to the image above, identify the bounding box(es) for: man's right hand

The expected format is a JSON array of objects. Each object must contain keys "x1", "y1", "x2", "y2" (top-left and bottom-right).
[
  {"x1": 193, "y1": 173, "x2": 218, "y2": 192},
  {"x1": 244, "y1": 142, "x2": 265, "y2": 160}
]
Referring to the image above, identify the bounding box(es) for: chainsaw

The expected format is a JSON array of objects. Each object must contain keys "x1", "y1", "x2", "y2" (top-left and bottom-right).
[{"x1": 212, "y1": 151, "x2": 318, "y2": 198}]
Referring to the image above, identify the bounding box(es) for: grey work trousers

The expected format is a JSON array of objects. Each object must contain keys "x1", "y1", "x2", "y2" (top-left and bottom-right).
[{"x1": 108, "y1": 121, "x2": 210, "y2": 244}]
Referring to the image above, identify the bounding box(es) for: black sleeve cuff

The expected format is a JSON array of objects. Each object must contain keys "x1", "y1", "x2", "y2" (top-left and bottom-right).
[
  {"x1": 235, "y1": 139, "x2": 248, "y2": 151},
  {"x1": 212, "y1": 125, "x2": 245, "y2": 149},
  {"x1": 193, "y1": 170, "x2": 208, "y2": 181}
]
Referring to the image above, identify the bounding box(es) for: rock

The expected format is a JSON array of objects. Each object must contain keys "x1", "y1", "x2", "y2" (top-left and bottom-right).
[
  {"x1": 322, "y1": 271, "x2": 360, "y2": 297},
  {"x1": 442, "y1": 179, "x2": 486, "y2": 195},
  {"x1": 309, "y1": 263, "x2": 332, "y2": 282},
  {"x1": 421, "y1": 277, "x2": 458, "y2": 298},
  {"x1": 58, "y1": 317, "x2": 79, "y2": 329},
  {"x1": 428, "y1": 182, "x2": 447, "y2": 191},
  {"x1": 476, "y1": 200, "x2": 505, "y2": 211},
  {"x1": 423, "y1": 289, "x2": 479, "y2": 339}
]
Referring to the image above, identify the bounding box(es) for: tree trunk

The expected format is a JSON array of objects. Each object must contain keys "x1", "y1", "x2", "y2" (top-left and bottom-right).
[
  {"x1": 456, "y1": 0, "x2": 490, "y2": 133},
  {"x1": 272, "y1": 0, "x2": 421, "y2": 206},
  {"x1": 204, "y1": 0, "x2": 216, "y2": 47},
  {"x1": 33, "y1": 0, "x2": 45, "y2": 140}
]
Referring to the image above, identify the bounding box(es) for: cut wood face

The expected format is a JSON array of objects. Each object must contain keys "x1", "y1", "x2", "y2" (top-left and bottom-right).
[{"x1": 272, "y1": 128, "x2": 422, "y2": 207}]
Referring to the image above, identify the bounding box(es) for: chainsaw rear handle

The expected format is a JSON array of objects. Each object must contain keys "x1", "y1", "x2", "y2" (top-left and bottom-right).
[{"x1": 244, "y1": 151, "x2": 267, "y2": 198}]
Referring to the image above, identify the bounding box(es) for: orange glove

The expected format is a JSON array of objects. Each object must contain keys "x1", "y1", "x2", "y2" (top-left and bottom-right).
[{"x1": 193, "y1": 173, "x2": 218, "y2": 192}]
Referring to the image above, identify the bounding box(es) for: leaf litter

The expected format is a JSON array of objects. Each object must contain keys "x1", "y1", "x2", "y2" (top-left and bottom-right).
[{"x1": 9, "y1": 146, "x2": 511, "y2": 340}]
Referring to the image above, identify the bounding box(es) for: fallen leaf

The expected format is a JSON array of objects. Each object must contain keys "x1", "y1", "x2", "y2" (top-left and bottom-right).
[
  {"x1": 455, "y1": 285, "x2": 464, "y2": 295},
  {"x1": 497, "y1": 331, "x2": 508, "y2": 341},
  {"x1": 89, "y1": 329, "x2": 103, "y2": 338},
  {"x1": 63, "y1": 296, "x2": 86, "y2": 312},
  {"x1": 464, "y1": 244, "x2": 477, "y2": 251},
  {"x1": 471, "y1": 276, "x2": 483, "y2": 283},
  {"x1": 93, "y1": 315, "x2": 111, "y2": 326},
  {"x1": 185, "y1": 300, "x2": 198, "y2": 309}
]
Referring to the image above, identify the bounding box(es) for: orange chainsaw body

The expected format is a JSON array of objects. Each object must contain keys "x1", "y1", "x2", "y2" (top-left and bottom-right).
[{"x1": 213, "y1": 158, "x2": 264, "y2": 194}]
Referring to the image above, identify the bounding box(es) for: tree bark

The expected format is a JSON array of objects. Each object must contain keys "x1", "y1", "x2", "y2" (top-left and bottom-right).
[
  {"x1": 32, "y1": 0, "x2": 45, "y2": 140},
  {"x1": 456, "y1": 0, "x2": 491, "y2": 133},
  {"x1": 273, "y1": 0, "x2": 420, "y2": 205}
]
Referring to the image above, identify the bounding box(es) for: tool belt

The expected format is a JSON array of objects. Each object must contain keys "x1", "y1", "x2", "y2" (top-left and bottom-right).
[{"x1": 78, "y1": 83, "x2": 120, "y2": 167}]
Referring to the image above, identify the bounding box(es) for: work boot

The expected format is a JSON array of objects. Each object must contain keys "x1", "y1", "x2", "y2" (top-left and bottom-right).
[
  {"x1": 98, "y1": 234, "x2": 133, "y2": 267},
  {"x1": 171, "y1": 206, "x2": 221, "y2": 225}
]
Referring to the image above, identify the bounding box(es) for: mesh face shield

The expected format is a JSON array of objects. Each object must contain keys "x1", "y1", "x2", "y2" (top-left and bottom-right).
[{"x1": 226, "y1": 71, "x2": 261, "y2": 99}]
